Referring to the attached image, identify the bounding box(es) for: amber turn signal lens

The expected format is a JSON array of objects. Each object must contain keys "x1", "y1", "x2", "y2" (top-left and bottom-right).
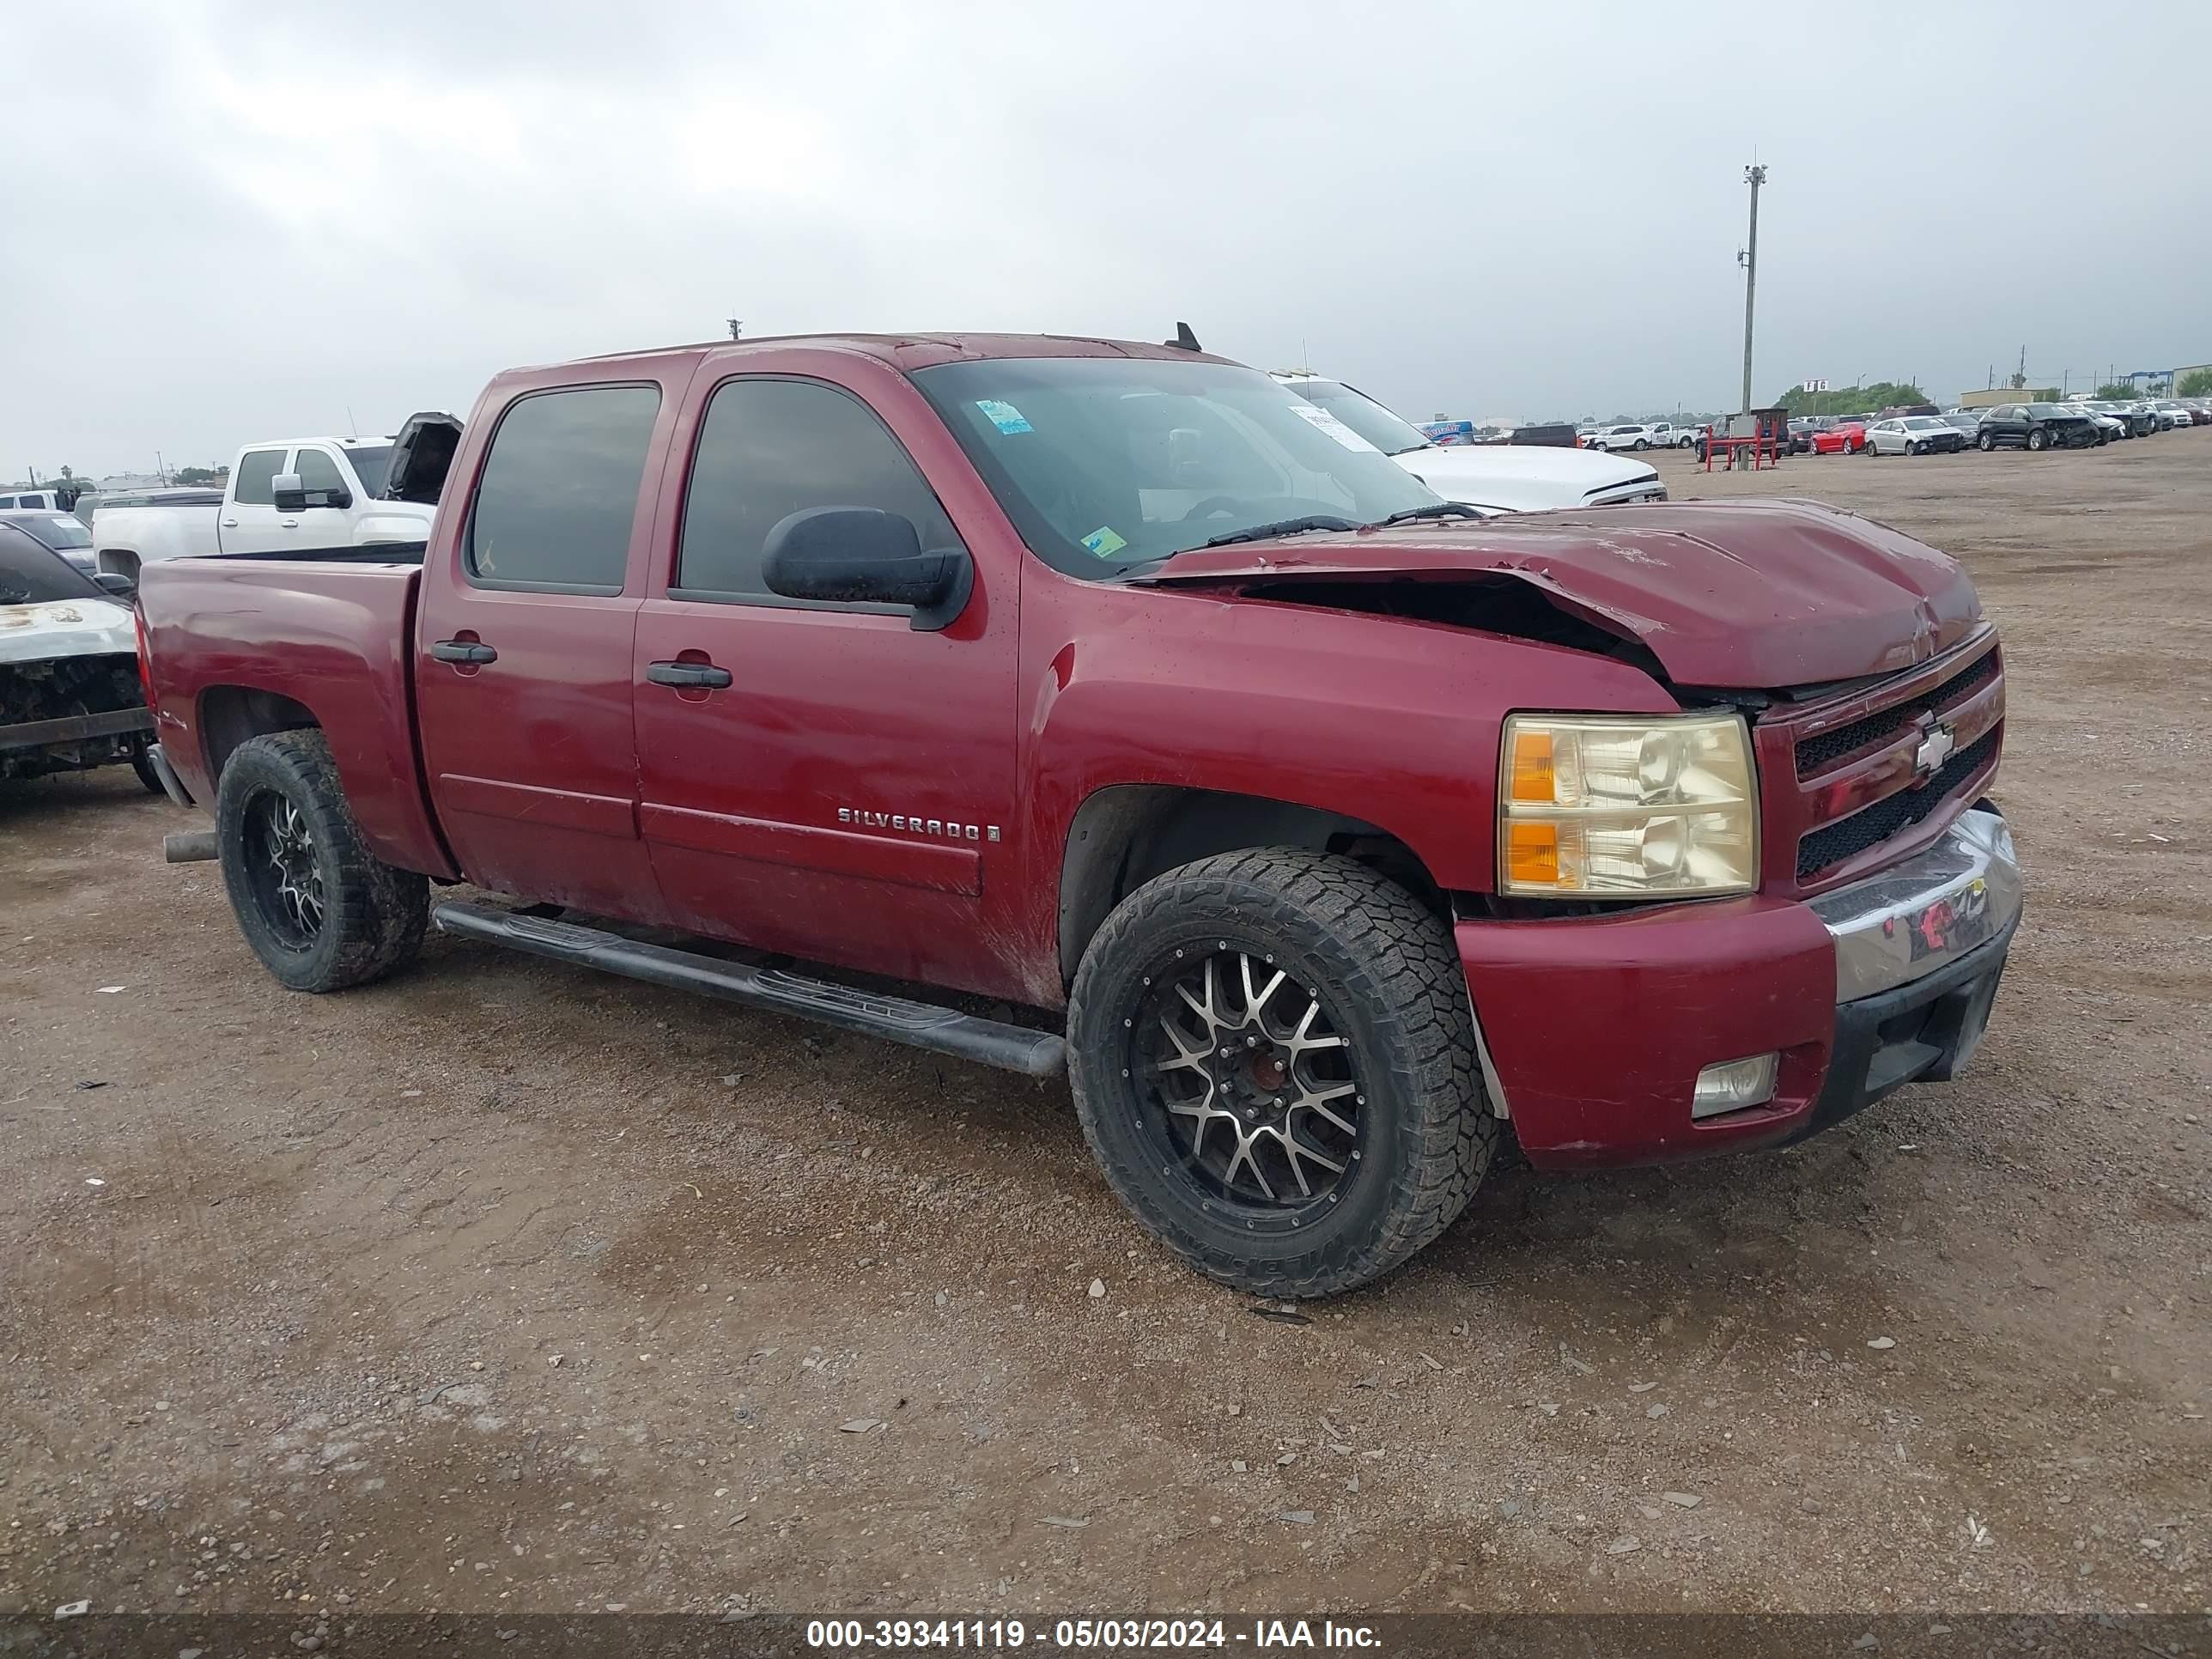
[
  {"x1": 1506, "y1": 821, "x2": 1560, "y2": 887},
  {"x1": 1509, "y1": 730, "x2": 1555, "y2": 803}
]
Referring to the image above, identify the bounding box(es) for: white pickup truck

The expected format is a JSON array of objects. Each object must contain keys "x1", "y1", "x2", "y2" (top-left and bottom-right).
[{"x1": 93, "y1": 416, "x2": 459, "y2": 580}]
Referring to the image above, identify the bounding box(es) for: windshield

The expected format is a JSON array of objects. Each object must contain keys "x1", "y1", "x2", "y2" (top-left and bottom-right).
[
  {"x1": 1274, "y1": 380, "x2": 1434, "y2": 457},
  {"x1": 0, "y1": 528, "x2": 108, "y2": 605},
  {"x1": 910, "y1": 357, "x2": 1439, "y2": 579},
  {"x1": 6, "y1": 513, "x2": 94, "y2": 550},
  {"x1": 1902, "y1": 417, "x2": 1942, "y2": 430},
  {"x1": 341, "y1": 445, "x2": 395, "y2": 496}
]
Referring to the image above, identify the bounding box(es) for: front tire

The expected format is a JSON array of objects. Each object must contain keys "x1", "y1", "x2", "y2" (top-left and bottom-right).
[
  {"x1": 1066, "y1": 848, "x2": 1496, "y2": 1297},
  {"x1": 2028, "y1": 428, "x2": 2049, "y2": 452},
  {"x1": 215, "y1": 730, "x2": 428, "y2": 993}
]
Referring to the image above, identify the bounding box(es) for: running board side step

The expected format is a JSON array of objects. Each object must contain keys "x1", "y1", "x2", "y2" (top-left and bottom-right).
[{"x1": 430, "y1": 900, "x2": 1066, "y2": 1079}]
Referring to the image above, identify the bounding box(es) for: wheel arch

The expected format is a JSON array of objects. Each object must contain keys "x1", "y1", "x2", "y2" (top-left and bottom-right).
[
  {"x1": 197, "y1": 684, "x2": 321, "y2": 786},
  {"x1": 1055, "y1": 783, "x2": 1446, "y2": 990}
]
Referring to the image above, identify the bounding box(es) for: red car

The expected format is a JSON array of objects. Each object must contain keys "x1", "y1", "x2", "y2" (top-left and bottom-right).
[
  {"x1": 137, "y1": 330, "x2": 2020, "y2": 1296},
  {"x1": 1808, "y1": 418, "x2": 1871, "y2": 455}
]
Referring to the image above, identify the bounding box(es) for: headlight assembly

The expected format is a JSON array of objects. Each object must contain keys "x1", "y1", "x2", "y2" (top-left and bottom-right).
[{"x1": 1498, "y1": 713, "x2": 1759, "y2": 897}]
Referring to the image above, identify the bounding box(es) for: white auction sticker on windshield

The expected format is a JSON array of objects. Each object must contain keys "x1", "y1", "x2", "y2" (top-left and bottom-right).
[{"x1": 1288, "y1": 403, "x2": 1381, "y2": 453}]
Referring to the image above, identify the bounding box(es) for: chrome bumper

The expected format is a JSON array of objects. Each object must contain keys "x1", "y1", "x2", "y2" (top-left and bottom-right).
[{"x1": 1808, "y1": 808, "x2": 2022, "y2": 1003}]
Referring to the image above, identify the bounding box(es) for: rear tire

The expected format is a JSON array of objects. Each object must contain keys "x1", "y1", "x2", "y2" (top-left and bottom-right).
[
  {"x1": 1978, "y1": 433, "x2": 1996, "y2": 452},
  {"x1": 1066, "y1": 848, "x2": 1496, "y2": 1297},
  {"x1": 215, "y1": 730, "x2": 428, "y2": 993}
]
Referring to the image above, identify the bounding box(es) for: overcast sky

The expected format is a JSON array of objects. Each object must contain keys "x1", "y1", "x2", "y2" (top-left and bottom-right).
[{"x1": 6, "y1": 3, "x2": 2208, "y2": 478}]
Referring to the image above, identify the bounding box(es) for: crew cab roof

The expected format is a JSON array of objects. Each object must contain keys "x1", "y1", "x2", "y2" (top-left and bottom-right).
[{"x1": 550, "y1": 331, "x2": 1237, "y2": 373}]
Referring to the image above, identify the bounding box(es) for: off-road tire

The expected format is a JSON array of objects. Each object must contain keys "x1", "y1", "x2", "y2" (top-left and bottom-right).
[
  {"x1": 215, "y1": 730, "x2": 428, "y2": 993},
  {"x1": 1066, "y1": 848, "x2": 1496, "y2": 1297}
]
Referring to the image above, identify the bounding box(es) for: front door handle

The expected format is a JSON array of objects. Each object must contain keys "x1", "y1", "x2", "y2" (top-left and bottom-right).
[
  {"x1": 647, "y1": 659, "x2": 733, "y2": 690},
  {"x1": 429, "y1": 639, "x2": 498, "y2": 665}
]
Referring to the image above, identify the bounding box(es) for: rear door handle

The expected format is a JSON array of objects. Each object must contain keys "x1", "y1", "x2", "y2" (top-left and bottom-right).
[
  {"x1": 647, "y1": 660, "x2": 732, "y2": 690},
  {"x1": 429, "y1": 639, "x2": 498, "y2": 665}
]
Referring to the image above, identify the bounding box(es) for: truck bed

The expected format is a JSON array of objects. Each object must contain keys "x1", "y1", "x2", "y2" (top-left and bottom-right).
[{"x1": 137, "y1": 554, "x2": 456, "y2": 878}]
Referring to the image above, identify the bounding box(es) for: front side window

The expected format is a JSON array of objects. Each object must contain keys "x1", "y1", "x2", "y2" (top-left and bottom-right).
[
  {"x1": 676, "y1": 378, "x2": 959, "y2": 605},
  {"x1": 292, "y1": 448, "x2": 349, "y2": 501},
  {"x1": 467, "y1": 385, "x2": 660, "y2": 591},
  {"x1": 234, "y1": 449, "x2": 284, "y2": 506},
  {"x1": 911, "y1": 357, "x2": 1437, "y2": 580}
]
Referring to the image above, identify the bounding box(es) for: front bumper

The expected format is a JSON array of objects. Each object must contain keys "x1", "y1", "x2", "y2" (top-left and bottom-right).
[{"x1": 1458, "y1": 808, "x2": 2022, "y2": 1169}]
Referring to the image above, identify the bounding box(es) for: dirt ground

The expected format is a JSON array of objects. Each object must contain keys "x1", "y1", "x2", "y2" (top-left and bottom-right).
[{"x1": 3, "y1": 433, "x2": 2208, "y2": 1622}]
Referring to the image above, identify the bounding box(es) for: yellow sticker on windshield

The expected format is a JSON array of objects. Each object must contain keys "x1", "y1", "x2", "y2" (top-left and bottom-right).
[{"x1": 1080, "y1": 526, "x2": 1127, "y2": 559}]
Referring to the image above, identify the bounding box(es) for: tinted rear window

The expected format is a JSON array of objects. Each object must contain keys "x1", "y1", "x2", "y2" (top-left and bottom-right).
[
  {"x1": 466, "y1": 386, "x2": 661, "y2": 591},
  {"x1": 234, "y1": 449, "x2": 284, "y2": 505}
]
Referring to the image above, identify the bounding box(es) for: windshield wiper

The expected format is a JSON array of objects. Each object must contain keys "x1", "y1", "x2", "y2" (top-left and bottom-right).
[
  {"x1": 1375, "y1": 502, "x2": 1486, "y2": 528},
  {"x1": 1200, "y1": 514, "x2": 1360, "y2": 549}
]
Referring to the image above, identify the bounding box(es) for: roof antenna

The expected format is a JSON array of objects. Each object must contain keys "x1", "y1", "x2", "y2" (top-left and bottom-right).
[{"x1": 1165, "y1": 321, "x2": 1200, "y2": 352}]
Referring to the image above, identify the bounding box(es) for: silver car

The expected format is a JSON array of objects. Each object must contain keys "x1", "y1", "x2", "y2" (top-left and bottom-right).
[{"x1": 1865, "y1": 416, "x2": 1966, "y2": 456}]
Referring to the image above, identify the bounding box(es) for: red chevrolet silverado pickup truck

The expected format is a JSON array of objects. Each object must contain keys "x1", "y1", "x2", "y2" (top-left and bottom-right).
[{"x1": 137, "y1": 331, "x2": 2021, "y2": 1295}]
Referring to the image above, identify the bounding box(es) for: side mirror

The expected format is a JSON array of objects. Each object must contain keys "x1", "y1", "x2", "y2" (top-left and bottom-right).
[
  {"x1": 94, "y1": 570, "x2": 137, "y2": 599},
  {"x1": 761, "y1": 507, "x2": 972, "y2": 632},
  {"x1": 271, "y1": 473, "x2": 351, "y2": 513}
]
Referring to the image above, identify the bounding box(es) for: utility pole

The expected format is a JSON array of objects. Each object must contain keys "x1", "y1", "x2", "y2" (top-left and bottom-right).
[
  {"x1": 1738, "y1": 163, "x2": 1767, "y2": 414},
  {"x1": 726, "y1": 318, "x2": 744, "y2": 341},
  {"x1": 155, "y1": 451, "x2": 167, "y2": 486}
]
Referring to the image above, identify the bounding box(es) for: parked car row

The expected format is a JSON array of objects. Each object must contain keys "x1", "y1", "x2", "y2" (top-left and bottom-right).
[{"x1": 1758, "y1": 397, "x2": 2212, "y2": 459}]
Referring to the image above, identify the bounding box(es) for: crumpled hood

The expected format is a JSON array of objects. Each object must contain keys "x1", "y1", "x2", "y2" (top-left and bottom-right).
[
  {"x1": 1395, "y1": 443, "x2": 1658, "y2": 510},
  {"x1": 0, "y1": 599, "x2": 137, "y2": 666},
  {"x1": 1139, "y1": 499, "x2": 1983, "y2": 690}
]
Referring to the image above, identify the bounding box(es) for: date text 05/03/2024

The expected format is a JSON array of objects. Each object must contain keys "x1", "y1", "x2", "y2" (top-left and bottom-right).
[{"x1": 803, "y1": 1617, "x2": 1381, "y2": 1650}]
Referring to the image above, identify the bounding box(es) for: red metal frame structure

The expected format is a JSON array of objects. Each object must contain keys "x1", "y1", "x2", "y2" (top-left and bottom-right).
[{"x1": 1705, "y1": 406, "x2": 1790, "y2": 471}]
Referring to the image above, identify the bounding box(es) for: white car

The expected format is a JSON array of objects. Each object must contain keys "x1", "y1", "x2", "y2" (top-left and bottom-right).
[
  {"x1": 1592, "y1": 422, "x2": 1662, "y2": 452},
  {"x1": 0, "y1": 521, "x2": 157, "y2": 789},
  {"x1": 0, "y1": 489, "x2": 68, "y2": 511},
  {"x1": 2150, "y1": 400, "x2": 2192, "y2": 430},
  {"x1": 1272, "y1": 374, "x2": 1667, "y2": 513},
  {"x1": 92, "y1": 416, "x2": 457, "y2": 580}
]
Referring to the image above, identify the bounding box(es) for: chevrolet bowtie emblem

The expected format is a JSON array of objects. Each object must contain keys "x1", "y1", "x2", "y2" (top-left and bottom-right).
[{"x1": 1913, "y1": 720, "x2": 1956, "y2": 779}]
